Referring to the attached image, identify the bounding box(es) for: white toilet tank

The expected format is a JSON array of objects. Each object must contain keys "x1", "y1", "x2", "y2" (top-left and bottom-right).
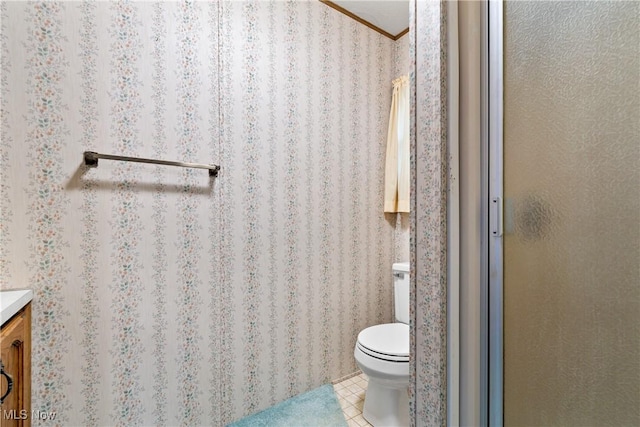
[{"x1": 393, "y1": 262, "x2": 410, "y2": 324}]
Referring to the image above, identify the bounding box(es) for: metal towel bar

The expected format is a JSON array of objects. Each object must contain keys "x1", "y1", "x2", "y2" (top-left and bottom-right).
[{"x1": 83, "y1": 151, "x2": 220, "y2": 177}]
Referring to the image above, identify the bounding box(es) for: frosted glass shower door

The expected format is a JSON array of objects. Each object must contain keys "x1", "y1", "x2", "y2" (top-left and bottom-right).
[{"x1": 502, "y1": 1, "x2": 639, "y2": 425}]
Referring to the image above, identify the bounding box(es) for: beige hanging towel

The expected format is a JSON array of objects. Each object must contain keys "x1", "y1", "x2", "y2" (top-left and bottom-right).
[{"x1": 384, "y1": 75, "x2": 410, "y2": 213}]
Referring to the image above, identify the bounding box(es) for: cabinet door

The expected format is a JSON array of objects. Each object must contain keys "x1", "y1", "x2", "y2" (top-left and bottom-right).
[{"x1": 1, "y1": 305, "x2": 31, "y2": 427}]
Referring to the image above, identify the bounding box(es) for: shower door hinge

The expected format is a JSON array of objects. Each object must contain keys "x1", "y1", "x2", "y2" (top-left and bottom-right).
[{"x1": 491, "y1": 197, "x2": 503, "y2": 237}]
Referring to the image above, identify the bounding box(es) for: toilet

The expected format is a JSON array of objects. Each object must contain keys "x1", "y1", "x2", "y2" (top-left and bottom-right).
[{"x1": 354, "y1": 262, "x2": 410, "y2": 427}]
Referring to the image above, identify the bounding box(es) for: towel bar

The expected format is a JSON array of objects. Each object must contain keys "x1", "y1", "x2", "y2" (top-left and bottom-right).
[{"x1": 83, "y1": 151, "x2": 220, "y2": 177}]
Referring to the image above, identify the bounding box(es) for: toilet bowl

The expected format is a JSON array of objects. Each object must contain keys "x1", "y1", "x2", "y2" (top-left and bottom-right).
[
  {"x1": 354, "y1": 262, "x2": 410, "y2": 427},
  {"x1": 354, "y1": 323, "x2": 409, "y2": 427}
]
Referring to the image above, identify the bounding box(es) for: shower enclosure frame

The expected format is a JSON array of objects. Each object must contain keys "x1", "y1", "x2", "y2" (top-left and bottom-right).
[
  {"x1": 485, "y1": 1, "x2": 503, "y2": 426},
  {"x1": 453, "y1": 1, "x2": 497, "y2": 425},
  {"x1": 450, "y1": 1, "x2": 503, "y2": 424},
  {"x1": 483, "y1": 1, "x2": 640, "y2": 423}
]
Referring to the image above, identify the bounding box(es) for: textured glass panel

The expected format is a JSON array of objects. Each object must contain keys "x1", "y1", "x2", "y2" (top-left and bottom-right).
[{"x1": 503, "y1": 2, "x2": 640, "y2": 426}]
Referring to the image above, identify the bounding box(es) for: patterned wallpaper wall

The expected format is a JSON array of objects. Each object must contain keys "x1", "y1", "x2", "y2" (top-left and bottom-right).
[
  {"x1": 218, "y1": 0, "x2": 403, "y2": 421},
  {"x1": 410, "y1": 0, "x2": 448, "y2": 425},
  {"x1": 393, "y1": 33, "x2": 411, "y2": 264},
  {"x1": 395, "y1": 33, "x2": 411, "y2": 77},
  {"x1": 0, "y1": 1, "x2": 408, "y2": 425}
]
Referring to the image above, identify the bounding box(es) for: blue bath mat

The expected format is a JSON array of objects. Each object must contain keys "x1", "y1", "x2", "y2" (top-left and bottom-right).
[{"x1": 227, "y1": 384, "x2": 347, "y2": 427}]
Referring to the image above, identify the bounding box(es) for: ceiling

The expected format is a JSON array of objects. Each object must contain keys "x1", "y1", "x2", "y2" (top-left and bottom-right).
[{"x1": 324, "y1": 1, "x2": 410, "y2": 40}]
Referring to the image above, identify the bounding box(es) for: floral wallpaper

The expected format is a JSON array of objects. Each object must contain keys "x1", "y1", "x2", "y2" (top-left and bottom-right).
[
  {"x1": 395, "y1": 32, "x2": 411, "y2": 77},
  {"x1": 410, "y1": 0, "x2": 448, "y2": 425},
  {"x1": 23, "y1": 2, "x2": 73, "y2": 424},
  {"x1": 219, "y1": 1, "x2": 401, "y2": 420},
  {"x1": 393, "y1": 33, "x2": 411, "y2": 265},
  {"x1": 0, "y1": 1, "x2": 409, "y2": 425}
]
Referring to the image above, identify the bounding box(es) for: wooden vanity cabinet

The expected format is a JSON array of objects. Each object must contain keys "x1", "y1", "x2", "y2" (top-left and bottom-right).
[{"x1": 0, "y1": 304, "x2": 31, "y2": 427}]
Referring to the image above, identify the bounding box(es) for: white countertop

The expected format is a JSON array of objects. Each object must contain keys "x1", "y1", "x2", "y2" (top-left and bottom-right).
[{"x1": 0, "y1": 289, "x2": 33, "y2": 326}]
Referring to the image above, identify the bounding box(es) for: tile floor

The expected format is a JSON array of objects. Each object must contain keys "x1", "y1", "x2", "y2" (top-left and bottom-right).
[{"x1": 333, "y1": 373, "x2": 373, "y2": 427}]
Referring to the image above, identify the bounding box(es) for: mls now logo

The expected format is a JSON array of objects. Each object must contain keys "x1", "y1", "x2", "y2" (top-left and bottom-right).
[{"x1": 3, "y1": 409, "x2": 57, "y2": 421}]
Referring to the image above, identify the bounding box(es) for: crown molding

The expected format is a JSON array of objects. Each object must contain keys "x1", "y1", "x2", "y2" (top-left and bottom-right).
[{"x1": 320, "y1": 0, "x2": 409, "y2": 41}]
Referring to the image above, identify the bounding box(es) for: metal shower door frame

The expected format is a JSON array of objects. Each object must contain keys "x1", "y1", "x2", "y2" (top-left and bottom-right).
[{"x1": 485, "y1": 1, "x2": 504, "y2": 426}]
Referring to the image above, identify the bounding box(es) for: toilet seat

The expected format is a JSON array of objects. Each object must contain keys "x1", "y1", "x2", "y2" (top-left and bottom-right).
[
  {"x1": 354, "y1": 264, "x2": 411, "y2": 427},
  {"x1": 357, "y1": 323, "x2": 409, "y2": 362}
]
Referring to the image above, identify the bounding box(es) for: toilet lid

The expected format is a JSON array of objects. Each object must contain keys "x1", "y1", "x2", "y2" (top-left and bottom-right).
[{"x1": 357, "y1": 323, "x2": 409, "y2": 359}]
